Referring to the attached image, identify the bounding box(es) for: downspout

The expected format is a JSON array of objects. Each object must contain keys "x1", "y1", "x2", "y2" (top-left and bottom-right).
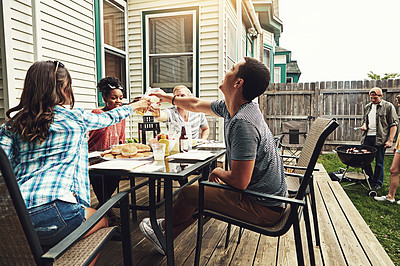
[
  {"x1": 242, "y1": 0, "x2": 263, "y2": 60},
  {"x1": 242, "y1": 0, "x2": 262, "y2": 34}
]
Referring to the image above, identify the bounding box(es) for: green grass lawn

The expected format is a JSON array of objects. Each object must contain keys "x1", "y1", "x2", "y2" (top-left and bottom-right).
[{"x1": 318, "y1": 153, "x2": 400, "y2": 265}]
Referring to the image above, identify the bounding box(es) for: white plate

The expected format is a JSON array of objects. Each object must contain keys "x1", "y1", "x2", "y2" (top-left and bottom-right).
[{"x1": 101, "y1": 153, "x2": 153, "y2": 160}]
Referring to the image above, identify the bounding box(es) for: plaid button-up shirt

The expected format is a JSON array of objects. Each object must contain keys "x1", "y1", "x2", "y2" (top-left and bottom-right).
[{"x1": 0, "y1": 105, "x2": 133, "y2": 209}]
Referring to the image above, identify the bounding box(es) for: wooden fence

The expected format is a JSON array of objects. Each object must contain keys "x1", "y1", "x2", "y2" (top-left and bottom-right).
[{"x1": 259, "y1": 79, "x2": 400, "y2": 148}]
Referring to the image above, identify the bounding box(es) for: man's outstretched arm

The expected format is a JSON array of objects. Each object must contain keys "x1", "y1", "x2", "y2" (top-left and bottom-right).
[{"x1": 150, "y1": 92, "x2": 216, "y2": 116}]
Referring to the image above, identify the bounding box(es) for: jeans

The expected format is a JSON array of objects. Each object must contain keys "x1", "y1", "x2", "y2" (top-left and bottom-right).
[
  {"x1": 28, "y1": 200, "x2": 86, "y2": 247},
  {"x1": 363, "y1": 135, "x2": 385, "y2": 186}
]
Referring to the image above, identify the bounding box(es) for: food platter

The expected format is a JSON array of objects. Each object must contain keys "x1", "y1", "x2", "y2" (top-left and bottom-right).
[
  {"x1": 101, "y1": 153, "x2": 153, "y2": 161},
  {"x1": 100, "y1": 143, "x2": 153, "y2": 160}
]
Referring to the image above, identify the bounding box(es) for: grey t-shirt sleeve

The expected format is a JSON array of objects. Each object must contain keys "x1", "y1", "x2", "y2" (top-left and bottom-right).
[
  {"x1": 230, "y1": 120, "x2": 258, "y2": 161},
  {"x1": 210, "y1": 100, "x2": 226, "y2": 117}
]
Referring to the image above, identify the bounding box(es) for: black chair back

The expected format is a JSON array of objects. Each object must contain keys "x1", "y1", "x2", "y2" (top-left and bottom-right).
[{"x1": 0, "y1": 146, "x2": 43, "y2": 264}]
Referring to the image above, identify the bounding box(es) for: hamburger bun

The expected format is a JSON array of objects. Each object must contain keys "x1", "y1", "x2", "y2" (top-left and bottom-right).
[
  {"x1": 137, "y1": 143, "x2": 151, "y2": 152},
  {"x1": 121, "y1": 144, "x2": 138, "y2": 157},
  {"x1": 116, "y1": 154, "x2": 130, "y2": 159},
  {"x1": 132, "y1": 153, "x2": 144, "y2": 158},
  {"x1": 111, "y1": 145, "x2": 123, "y2": 155},
  {"x1": 142, "y1": 152, "x2": 152, "y2": 157},
  {"x1": 100, "y1": 149, "x2": 112, "y2": 156},
  {"x1": 103, "y1": 153, "x2": 115, "y2": 159}
]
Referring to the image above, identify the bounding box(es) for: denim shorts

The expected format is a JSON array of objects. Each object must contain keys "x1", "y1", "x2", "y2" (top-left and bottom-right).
[{"x1": 28, "y1": 200, "x2": 86, "y2": 247}]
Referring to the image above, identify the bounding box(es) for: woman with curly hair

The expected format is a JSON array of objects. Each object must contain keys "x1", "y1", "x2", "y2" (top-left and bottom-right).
[
  {"x1": 0, "y1": 61, "x2": 149, "y2": 248},
  {"x1": 88, "y1": 76, "x2": 129, "y2": 225}
]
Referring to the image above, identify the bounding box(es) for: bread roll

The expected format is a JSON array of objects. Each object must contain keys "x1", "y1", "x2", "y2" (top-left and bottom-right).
[
  {"x1": 132, "y1": 153, "x2": 144, "y2": 158},
  {"x1": 111, "y1": 145, "x2": 123, "y2": 155},
  {"x1": 121, "y1": 144, "x2": 138, "y2": 157},
  {"x1": 116, "y1": 154, "x2": 130, "y2": 159},
  {"x1": 100, "y1": 149, "x2": 112, "y2": 156},
  {"x1": 137, "y1": 143, "x2": 151, "y2": 152},
  {"x1": 103, "y1": 153, "x2": 115, "y2": 159}
]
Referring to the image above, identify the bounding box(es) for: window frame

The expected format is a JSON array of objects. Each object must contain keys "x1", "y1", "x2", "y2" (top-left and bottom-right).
[
  {"x1": 226, "y1": 15, "x2": 238, "y2": 71},
  {"x1": 143, "y1": 8, "x2": 199, "y2": 96},
  {"x1": 95, "y1": 0, "x2": 130, "y2": 105}
]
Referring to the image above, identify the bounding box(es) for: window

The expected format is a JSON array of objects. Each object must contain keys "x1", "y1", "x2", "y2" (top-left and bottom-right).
[
  {"x1": 263, "y1": 48, "x2": 271, "y2": 70},
  {"x1": 246, "y1": 35, "x2": 253, "y2": 57},
  {"x1": 227, "y1": 18, "x2": 237, "y2": 70},
  {"x1": 103, "y1": 0, "x2": 128, "y2": 98},
  {"x1": 145, "y1": 10, "x2": 196, "y2": 94},
  {"x1": 274, "y1": 67, "x2": 281, "y2": 83},
  {"x1": 287, "y1": 77, "x2": 293, "y2": 83}
]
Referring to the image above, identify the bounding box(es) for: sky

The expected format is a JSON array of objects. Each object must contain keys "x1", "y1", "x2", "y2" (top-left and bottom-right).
[{"x1": 278, "y1": 0, "x2": 400, "y2": 82}]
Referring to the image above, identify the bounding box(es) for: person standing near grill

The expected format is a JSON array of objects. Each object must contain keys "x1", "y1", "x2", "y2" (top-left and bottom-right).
[
  {"x1": 375, "y1": 95, "x2": 400, "y2": 203},
  {"x1": 361, "y1": 87, "x2": 398, "y2": 190}
]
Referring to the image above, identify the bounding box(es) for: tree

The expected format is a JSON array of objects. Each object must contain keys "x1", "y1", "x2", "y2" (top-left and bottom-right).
[{"x1": 367, "y1": 71, "x2": 400, "y2": 80}]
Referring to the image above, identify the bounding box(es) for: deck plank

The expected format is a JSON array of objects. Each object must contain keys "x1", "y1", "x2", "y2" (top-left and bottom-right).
[
  {"x1": 329, "y1": 181, "x2": 394, "y2": 265},
  {"x1": 91, "y1": 163, "x2": 393, "y2": 265},
  {"x1": 230, "y1": 229, "x2": 260, "y2": 265}
]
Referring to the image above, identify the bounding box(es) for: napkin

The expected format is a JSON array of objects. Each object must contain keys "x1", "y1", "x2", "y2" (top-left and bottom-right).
[
  {"x1": 89, "y1": 160, "x2": 149, "y2": 171},
  {"x1": 167, "y1": 150, "x2": 215, "y2": 161}
]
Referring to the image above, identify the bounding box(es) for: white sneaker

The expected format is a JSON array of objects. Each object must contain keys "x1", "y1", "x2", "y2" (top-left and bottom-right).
[
  {"x1": 374, "y1": 195, "x2": 395, "y2": 203},
  {"x1": 397, "y1": 200, "x2": 400, "y2": 205},
  {"x1": 139, "y1": 218, "x2": 165, "y2": 255}
]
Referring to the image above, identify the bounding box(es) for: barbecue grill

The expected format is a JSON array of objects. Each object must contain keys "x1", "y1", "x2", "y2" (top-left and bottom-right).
[{"x1": 335, "y1": 145, "x2": 377, "y2": 196}]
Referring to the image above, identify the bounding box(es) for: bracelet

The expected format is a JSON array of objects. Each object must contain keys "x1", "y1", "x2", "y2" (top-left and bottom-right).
[{"x1": 172, "y1": 95, "x2": 177, "y2": 105}]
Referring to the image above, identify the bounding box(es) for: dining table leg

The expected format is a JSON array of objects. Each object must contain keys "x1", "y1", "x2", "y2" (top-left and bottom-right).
[
  {"x1": 148, "y1": 177, "x2": 169, "y2": 261},
  {"x1": 164, "y1": 178, "x2": 175, "y2": 266},
  {"x1": 129, "y1": 177, "x2": 137, "y2": 221}
]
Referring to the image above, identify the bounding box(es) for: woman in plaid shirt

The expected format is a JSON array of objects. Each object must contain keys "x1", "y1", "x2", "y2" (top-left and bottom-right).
[{"x1": 0, "y1": 61, "x2": 149, "y2": 248}]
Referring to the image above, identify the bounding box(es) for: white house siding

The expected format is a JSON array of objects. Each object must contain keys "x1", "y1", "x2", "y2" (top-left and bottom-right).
[
  {"x1": 38, "y1": 0, "x2": 97, "y2": 109},
  {"x1": 2, "y1": 0, "x2": 35, "y2": 113},
  {"x1": 263, "y1": 30, "x2": 274, "y2": 47},
  {"x1": 1, "y1": 0, "x2": 97, "y2": 114},
  {"x1": 127, "y1": 0, "x2": 221, "y2": 140}
]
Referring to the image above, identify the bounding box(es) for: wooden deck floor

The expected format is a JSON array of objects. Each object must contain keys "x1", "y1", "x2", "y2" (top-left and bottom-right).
[{"x1": 92, "y1": 164, "x2": 393, "y2": 266}]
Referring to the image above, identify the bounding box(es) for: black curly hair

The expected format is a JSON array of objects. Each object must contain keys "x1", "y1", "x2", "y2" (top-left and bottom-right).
[
  {"x1": 236, "y1": 57, "x2": 270, "y2": 101},
  {"x1": 97, "y1": 76, "x2": 125, "y2": 101}
]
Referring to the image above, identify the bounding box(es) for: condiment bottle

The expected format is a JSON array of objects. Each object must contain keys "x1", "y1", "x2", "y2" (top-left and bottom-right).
[
  {"x1": 179, "y1": 125, "x2": 189, "y2": 152},
  {"x1": 158, "y1": 133, "x2": 169, "y2": 156}
]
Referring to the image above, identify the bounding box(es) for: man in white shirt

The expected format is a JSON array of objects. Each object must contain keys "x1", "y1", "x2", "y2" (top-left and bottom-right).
[
  {"x1": 361, "y1": 87, "x2": 398, "y2": 189},
  {"x1": 153, "y1": 85, "x2": 209, "y2": 140}
]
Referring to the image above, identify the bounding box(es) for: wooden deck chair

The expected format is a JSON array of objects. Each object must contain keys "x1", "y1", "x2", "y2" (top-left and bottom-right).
[
  {"x1": 277, "y1": 120, "x2": 308, "y2": 161},
  {"x1": 194, "y1": 119, "x2": 339, "y2": 266},
  {"x1": 0, "y1": 146, "x2": 133, "y2": 265}
]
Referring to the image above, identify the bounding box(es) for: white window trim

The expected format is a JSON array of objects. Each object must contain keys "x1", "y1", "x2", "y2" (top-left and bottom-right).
[
  {"x1": 101, "y1": 0, "x2": 130, "y2": 103},
  {"x1": 144, "y1": 10, "x2": 197, "y2": 96},
  {"x1": 226, "y1": 15, "x2": 237, "y2": 70}
]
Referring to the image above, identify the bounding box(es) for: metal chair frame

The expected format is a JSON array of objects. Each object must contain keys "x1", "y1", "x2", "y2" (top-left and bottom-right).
[
  {"x1": 194, "y1": 119, "x2": 339, "y2": 266},
  {"x1": 0, "y1": 146, "x2": 133, "y2": 265}
]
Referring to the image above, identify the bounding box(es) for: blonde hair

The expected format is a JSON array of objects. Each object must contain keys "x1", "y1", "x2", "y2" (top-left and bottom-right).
[{"x1": 173, "y1": 85, "x2": 191, "y2": 96}]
